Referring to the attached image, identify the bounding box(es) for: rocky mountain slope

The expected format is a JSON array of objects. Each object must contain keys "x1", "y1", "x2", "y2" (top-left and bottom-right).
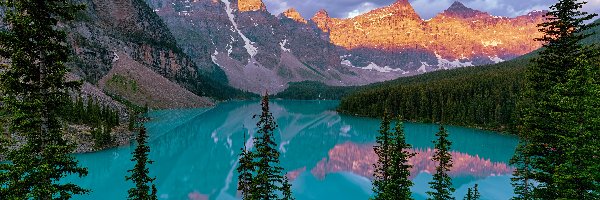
[
  {"x1": 143, "y1": 0, "x2": 546, "y2": 94},
  {"x1": 63, "y1": 0, "x2": 253, "y2": 109}
]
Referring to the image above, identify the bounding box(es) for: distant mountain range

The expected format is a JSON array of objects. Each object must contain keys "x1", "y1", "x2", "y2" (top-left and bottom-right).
[
  {"x1": 143, "y1": 0, "x2": 545, "y2": 94},
  {"x1": 0, "y1": 0, "x2": 549, "y2": 108}
]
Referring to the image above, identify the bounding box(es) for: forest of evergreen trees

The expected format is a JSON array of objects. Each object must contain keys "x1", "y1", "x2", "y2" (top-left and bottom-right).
[
  {"x1": 0, "y1": 0, "x2": 598, "y2": 199},
  {"x1": 338, "y1": 58, "x2": 528, "y2": 131}
]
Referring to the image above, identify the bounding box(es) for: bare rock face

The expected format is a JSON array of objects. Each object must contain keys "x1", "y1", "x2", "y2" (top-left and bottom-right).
[
  {"x1": 313, "y1": 0, "x2": 545, "y2": 61},
  {"x1": 142, "y1": 0, "x2": 546, "y2": 94},
  {"x1": 282, "y1": 8, "x2": 307, "y2": 24},
  {"x1": 237, "y1": 0, "x2": 266, "y2": 12}
]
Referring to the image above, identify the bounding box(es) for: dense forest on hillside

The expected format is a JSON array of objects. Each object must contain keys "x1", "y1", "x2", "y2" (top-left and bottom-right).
[
  {"x1": 338, "y1": 58, "x2": 528, "y2": 131},
  {"x1": 273, "y1": 81, "x2": 358, "y2": 100},
  {"x1": 336, "y1": 19, "x2": 599, "y2": 131}
]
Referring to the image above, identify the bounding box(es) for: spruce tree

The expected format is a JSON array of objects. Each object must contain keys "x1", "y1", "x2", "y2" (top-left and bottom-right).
[
  {"x1": 236, "y1": 94, "x2": 293, "y2": 199},
  {"x1": 389, "y1": 116, "x2": 415, "y2": 200},
  {"x1": 237, "y1": 132, "x2": 255, "y2": 200},
  {"x1": 372, "y1": 112, "x2": 393, "y2": 200},
  {"x1": 427, "y1": 126, "x2": 455, "y2": 200},
  {"x1": 125, "y1": 127, "x2": 158, "y2": 200},
  {"x1": 512, "y1": 0, "x2": 599, "y2": 198},
  {"x1": 464, "y1": 184, "x2": 480, "y2": 200},
  {"x1": 0, "y1": 0, "x2": 88, "y2": 198}
]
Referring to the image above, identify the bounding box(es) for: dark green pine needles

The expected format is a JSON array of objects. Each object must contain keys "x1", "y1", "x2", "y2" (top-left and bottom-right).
[
  {"x1": 511, "y1": 0, "x2": 600, "y2": 199},
  {"x1": 372, "y1": 114, "x2": 415, "y2": 200},
  {"x1": 427, "y1": 126, "x2": 455, "y2": 200},
  {"x1": 0, "y1": 0, "x2": 88, "y2": 198},
  {"x1": 237, "y1": 94, "x2": 293, "y2": 200},
  {"x1": 125, "y1": 127, "x2": 158, "y2": 200}
]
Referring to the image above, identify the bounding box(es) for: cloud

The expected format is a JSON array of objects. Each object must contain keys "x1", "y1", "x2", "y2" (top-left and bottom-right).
[{"x1": 346, "y1": 2, "x2": 379, "y2": 18}]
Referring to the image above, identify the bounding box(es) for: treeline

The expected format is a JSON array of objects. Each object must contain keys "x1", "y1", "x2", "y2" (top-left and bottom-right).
[
  {"x1": 273, "y1": 81, "x2": 359, "y2": 100},
  {"x1": 61, "y1": 96, "x2": 121, "y2": 149},
  {"x1": 338, "y1": 59, "x2": 528, "y2": 131},
  {"x1": 61, "y1": 96, "x2": 120, "y2": 128},
  {"x1": 338, "y1": 18, "x2": 600, "y2": 132}
]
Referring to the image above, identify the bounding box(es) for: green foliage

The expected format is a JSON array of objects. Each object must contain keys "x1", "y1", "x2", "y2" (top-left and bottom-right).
[
  {"x1": 0, "y1": 0, "x2": 89, "y2": 198},
  {"x1": 90, "y1": 125, "x2": 114, "y2": 150},
  {"x1": 274, "y1": 81, "x2": 359, "y2": 100},
  {"x1": 236, "y1": 94, "x2": 294, "y2": 200},
  {"x1": 125, "y1": 127, "x2": 158, "y2": 200},
  {"x1": 511, "y1": 0, "x2": 600, "y2": 199},
  {"x1": 427, "y1": 126, "x2": 455, "y2": 200},
  {"x1": 372, "y1": 113, "x2": 393, "y2": 200},
  {"x1": 61, "y1": 96, "x2": 120, "y2": 129},
  {"x1": 338, "y1": 60, "x2": 527, "y2": 132},
  {"x1": 372, "y1": 114, "x2": 415, "y2": 200}
]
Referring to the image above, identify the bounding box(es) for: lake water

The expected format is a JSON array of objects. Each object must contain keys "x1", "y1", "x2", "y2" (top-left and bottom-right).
[{"x1": 68, "y1": 100, "x2": 519, "y2": 200}]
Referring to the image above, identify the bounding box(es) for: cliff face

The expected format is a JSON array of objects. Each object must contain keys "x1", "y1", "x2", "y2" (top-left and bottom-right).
[
  {"x1": 67, "y1": 0, "x2": 217, "y2": 108},
  {"x1": 112, "y1": 0, "x2": 547, "y2": 94},
  {"x1": 313, "y1": 1, "x2": 545, "y2": 71}
]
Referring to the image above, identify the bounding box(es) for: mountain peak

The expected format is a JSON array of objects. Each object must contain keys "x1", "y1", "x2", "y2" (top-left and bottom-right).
[
  {"x1": 313, "y1": 9, "x2": 330, "y2": 19},
  {"x1": 282, "y1": 8, "x2": 307, "y2": 23},
  {"x1": 448, "y1": 1, "x2": 467, "y2": 10},
  {"x1": 442, "y1": 1, "x2": 488, "y2": 18},
  {"x1": 238, "y1": 0, "x2": 267, "y2": 12},
  {"x1": 312, "y1": 9, "x2": 331, "y2": 32},
  {"x1": 392, "y1": 0, "x2": 410, "y2": 6}
]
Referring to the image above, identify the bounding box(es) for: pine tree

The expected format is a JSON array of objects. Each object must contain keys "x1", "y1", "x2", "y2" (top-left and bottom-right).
[
  {"x1": 464, "y1": 188, "x2": 473, "y2": 200},
  {"x1": 372, "y1": 112, "x2": 393, "y2": 200},
  {"x1": 125, "y1": 127, "x2": 158, "y2": 200},
  {"x1": 464, "y1": 184, "x2": 480, "y2": 200},
  {"x1": 427, "y1": 126, "x2": 455, "y2": 200},
  {"x1": 0, "y1": 0, "x2": 88, "y2": 198},
  {"x1": 472, "y1": 184, "x2": 480, "y2": 200},
  {"x1": 512, "y1": 0, "x2": 599, "y2": 198},
  {"x1": 236, "y1": 94, "x2": 293, "y2": 199},
  {"x1": 388, "y1": 116, "x2": 415, "y2": 200},
  {"x1": 510, "y1": 142, "x2": 533, "y2": 200},
  {"x1": 237, "y1": 131, "x2": 255, "y2": 200}
]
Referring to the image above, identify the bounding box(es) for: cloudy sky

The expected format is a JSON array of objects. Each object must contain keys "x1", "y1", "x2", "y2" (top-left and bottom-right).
[{"x1": 263, "y1": 0, "x2": 600, "y2": 20}]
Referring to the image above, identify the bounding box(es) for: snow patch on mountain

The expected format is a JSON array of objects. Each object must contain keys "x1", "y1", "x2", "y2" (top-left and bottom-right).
[
  {"x1": 418, "y1": 62, "x2": 429, "y2": 73},
  {"x1": 342, "y1": 59, "x2": 406, "y2": 73},
  {"x1": 436, "y1": 53, "x2": 473, "y2": 69},
  {"x1": 221, "y1": 0, "x2": 258, "y2": 59},
  {"x1": 489, "y1": 56, "x2": 504, "y2": 63},
  {"x1": 280, "y1": 39, "x2": 291, "y2": 52}
]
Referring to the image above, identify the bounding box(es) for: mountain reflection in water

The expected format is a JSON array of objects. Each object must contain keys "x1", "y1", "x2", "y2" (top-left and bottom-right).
[{"x1": 67, "y1": 100, "x2": 518, "y2": 200}]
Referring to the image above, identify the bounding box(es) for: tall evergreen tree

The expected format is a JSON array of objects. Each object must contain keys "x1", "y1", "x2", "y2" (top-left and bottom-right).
[
  {"x1": 464, "y1": 184, "x2": 480, "y2": 200},
  {"x1": 372, "y1": 112, "x2": 393, "y2": 200},
  {"x1": 237, "y1": 131, "x2": 255, "y2": 200},
  {"x1": 125, "y1": 127, "x2": 158, "y2": 200},
  {"x1": 512, "y1": 0, "x2": 599, "y2": 198},
  {"x1": 427, "y1": 126, "x2": 455, "y2": 200},
  {"x1": 0, "y1": 0, "x2": 88, "y2": 198},
  {"x1": 389, "y1": 116, "x2": 416, "y2": 200},
  {"x1": 236, "y1": 94, "x2": 293, "y2": 200}
]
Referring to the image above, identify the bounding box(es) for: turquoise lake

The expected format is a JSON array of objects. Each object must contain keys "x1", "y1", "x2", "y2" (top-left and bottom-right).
[{"x1": 68, "y1": 100, "x2": 519, "y2": 200}]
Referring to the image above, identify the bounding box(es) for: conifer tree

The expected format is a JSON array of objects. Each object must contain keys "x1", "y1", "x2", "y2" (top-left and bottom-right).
[
  {"x1": 236, "y1": 94, "x2": 293, "y2": 199},
  {"x1": 389, "y1": 116, "x2": 415, "y2": 200},
  {"x1": 472, "y1": 184, "x2": 480, "y2": 200},
  {"x1": 464, "y1": 188, "x2": 473, "y2": 200},
  {"x1": 427, "y1": 126, "x2": 455, "y2": 200},
  {"x1": 237, "y1": 132, "x2": 255, "y2": 200},
  {"x1": 512, "y1": 0, "x2": 599, "y2": 198},
  {"x1": 464, "y1": 184, "x2": 480, "y2": 200},
  {"x1": 0, "y1": 0, "x2": 88, "y2": 198},
  {"x1": 125, "y1": 127, "x2": 158, "y2": 200},
  {"x1": 372, "y1": 112, "x2": 393, "y2": 200}
]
